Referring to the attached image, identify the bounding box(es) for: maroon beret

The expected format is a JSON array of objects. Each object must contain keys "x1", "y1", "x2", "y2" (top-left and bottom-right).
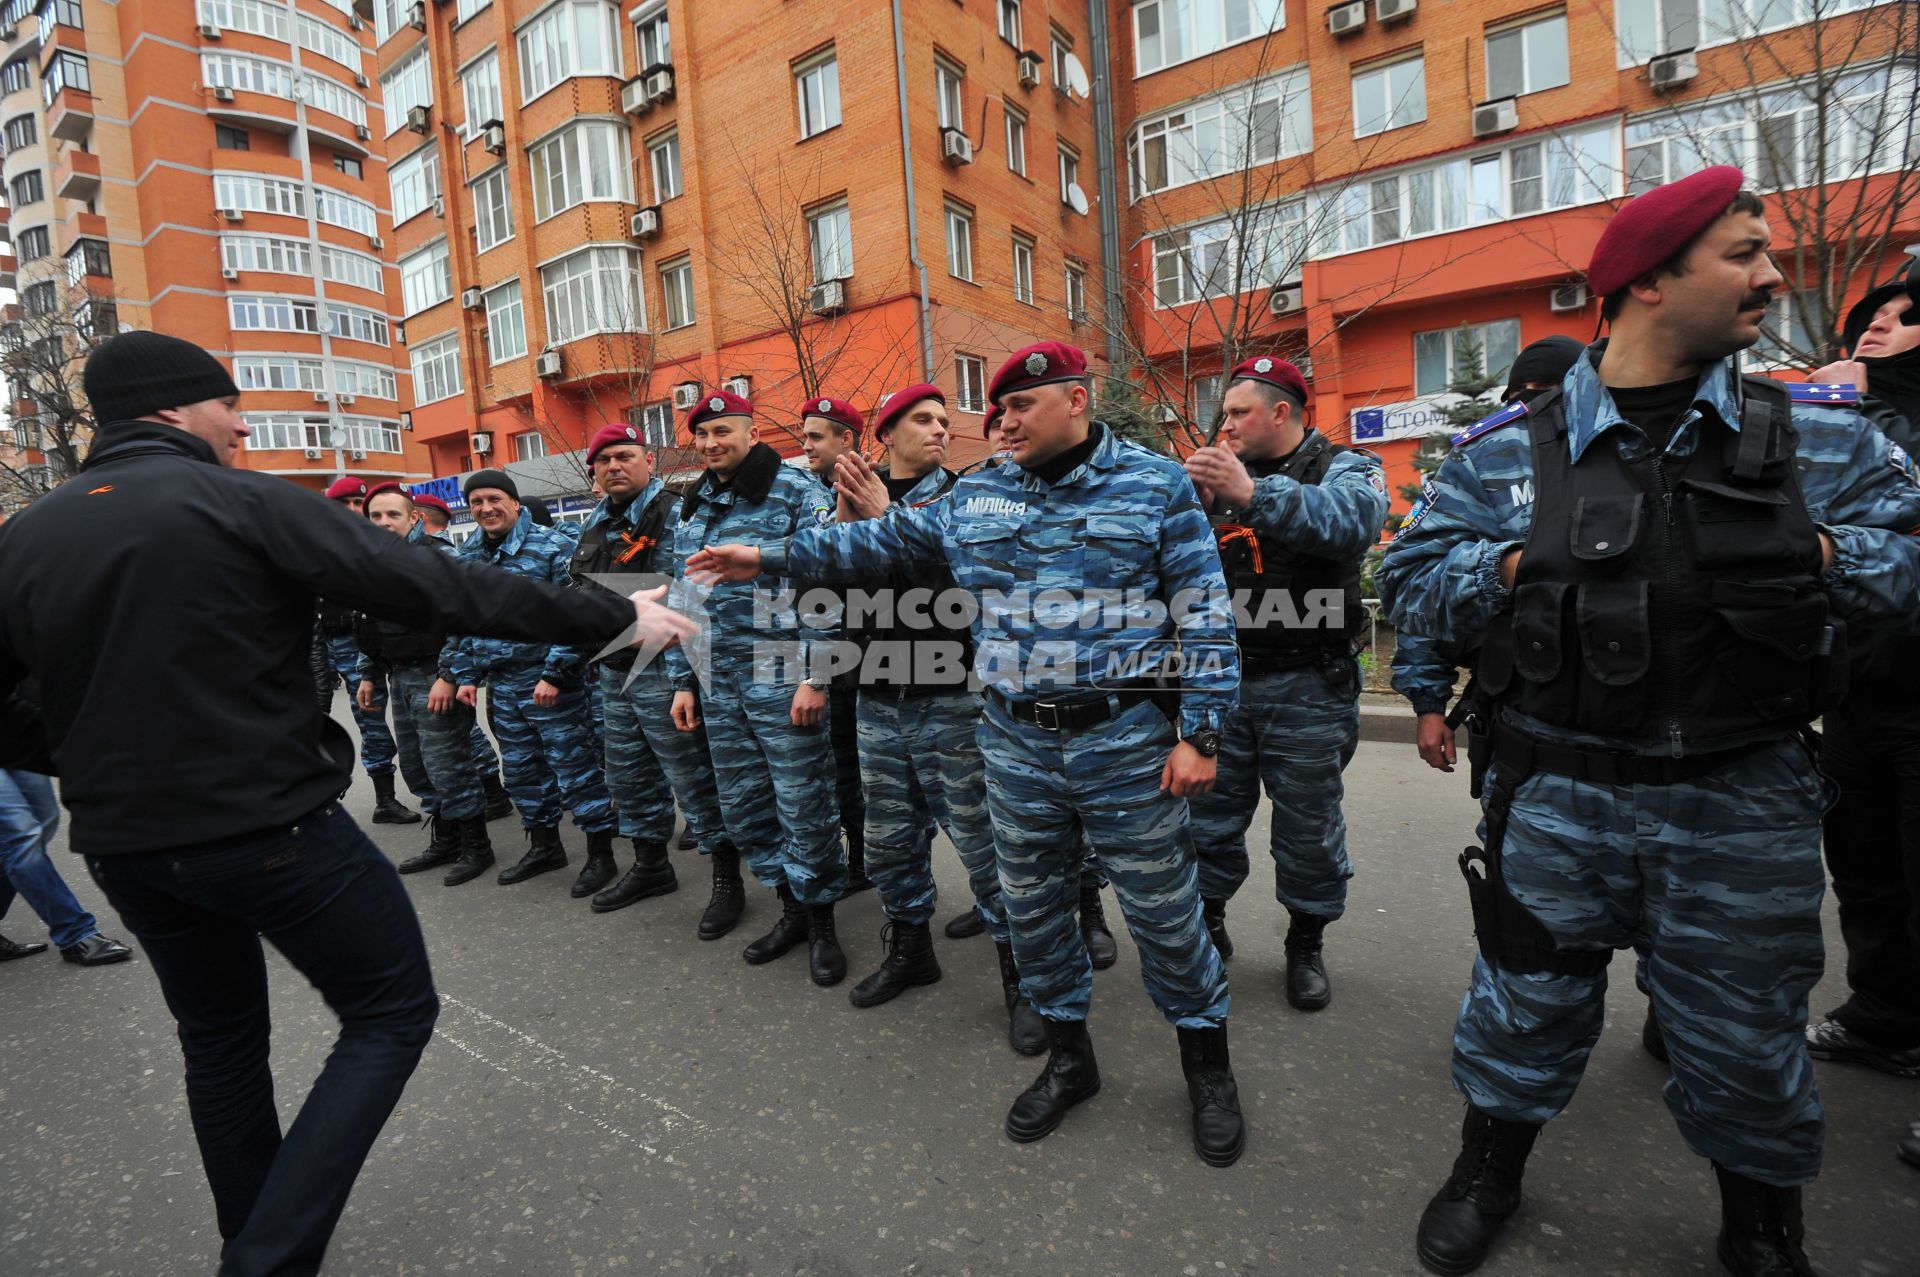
[
  {"x1": 1587, "y1": 165, "x2": 1746, "y2": 297},
  {"x1": 871, "y1": 383, "x2": 945, "y2": 438},
  {"x1": 1229, "y1": 355, "x2": 1308, "y2": 403},
  {"x1": 586, "y1": 423, "x2": 649, "y2": 465},
  {"x1": 410, "y1": 493, "x2": 452, "y2": 516},
  {"x1": 362, "y1": 480, "x2": 406, "y2": 508},
  {"x1": 324, "y1": 476, "x2": 368, "y2": 502},
  {"x1": 686, "y1": 389, "x2": 753, "y2": 432},
  {"x1": 988, "y1": 341, "x2": 1089, "y2": 406},
  {"x1": 981, "y1": 401, "x2": 1002, "y2": 440},
  {"x1": 800, "y1": 396, "x2": 865, "y2": 436}
]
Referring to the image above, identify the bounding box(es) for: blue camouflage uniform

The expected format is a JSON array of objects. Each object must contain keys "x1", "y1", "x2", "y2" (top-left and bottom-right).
[
  {"x1": 665, "y1": 446, "x2": 845, "y2": 903},
  {"x1": 1379, "y1": 352, "x2": 1920, "y2": 1186},
  {"x1": 321, "y1": 629, "x2": 396, "y2": 775},
  {"x1": 445, "y1": 509, "x2": 615, "y2": 834},
  {"x1": 1187, "y1": 434, "x2": 1386, "y2": 914},
  {"x1": 763, "y1": 422, "x2": 1239, "y2": 1027}
]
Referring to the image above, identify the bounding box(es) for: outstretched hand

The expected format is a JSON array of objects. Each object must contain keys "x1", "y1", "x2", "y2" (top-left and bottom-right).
[
  {"x1": 685, "y1": 545, "x2": 764, "y2": 585},
  {"x1": 626, "y1": 584, "x2": 698, "y2": 649}
]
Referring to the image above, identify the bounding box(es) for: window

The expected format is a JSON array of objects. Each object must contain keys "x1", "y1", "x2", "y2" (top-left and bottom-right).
[
  {"x1": 1066, "y1": 261, "x2": 1088, "y2": 322},
  {"x1": 382, "y1": 48, "x2": 431, "y2": 137},
  {"x1": 1751, "y1": 287, "x2": 1819, "y2": 367},
  {"x1": 22, "y1": 280, "x2": 56, "y2": 317},
  {"x1": 41, "y1": 51, "x2": 88, "y2": 105},
  {"x1": 1413, "y1": 319, "x2": 1521, "y2": 396},
  {"x1": 484, "y1": 280, "x2": 527, "y2": 361},
  {"x1": 1, "y1": 57, "x2": 31, "y2": 95},
  {"x1": 329, "y1": 300, "x2": 389, "y2": 345},
  {"x1": 955, "y1": 355, "x2": 986, "y2": 413},
  {"x1": 295, "y1": 12, "x2": 361, "y2": 68},
  {"x1": 66, "y1": 238, "x2": 110, "y2": 284},
  {"x1": 636, "y1": 402, "x2": 673, "y2": 447},
  {"x1": 807, "y1": 200, "x2": 853, "y2": 284},
  {"x1": 332, "y1": 154, "x2": 364, "y2": 179},
  {"x1": 518, "y1": 0, "x2": 621, "y2": 103},
  {"x1": 635, "y1": 6, "x2": 670, "y2": 68},
  {"x1": 318, "y1": 245, "x2": 384, "y2": 291},
  {"x1": 1153, "y1": 200, "x2": 1308, "y2": 305},
  {"x1": 223, "y1": 233, "x2": 312, "y2": 276},
  {"x1": 410, "y1": 332, "x2": 463, "y2": 405},
  {"x1": 1005, "y1": 103, "x2": 1027, "y2": 175},
  {"x1": 461, "y1": 52, "x2": 503, "y2": 138},
  {"x1": 473, "y1": 167, "x2": 513, "y2": 250},
  {"x1": 390, "y1": 146, "x2": 440, "y2": 224},
  {"x1": 245, "y1": 413, "x2": 403, "y2": 454},
  {"x1": 15, "y1": 225, "x2": 49, "y2": 261},
  {"x1": 1192, "y1": 375, "x2": 1223, "y2": 433},
  {"x1": 936, "y1": 58, "x2": 964, "y2": 131},
  {"x1": 528, "y1": 120, "x2": 631, "y2": 221},
  {"x1": 201, "y1": 52, "x2": 292, "y2": 98},
  {"x1": 945, "y1": 203, "x2": 974, "y2": 281},
  {"x1": 7, "y1": 170, "x2": 41, "y2": 206},
  {"x1": 1134, "y1": 0, "x2": 1285, "y2": 77},
  {"x1": 312, "y1": 186, "x2": 378, "y2": 235},
  {"x1": 1050, "y1": 30, "x2": 1074, "y2": 89},
  {"x1": 3, "y1": 114, "x2": 34, "y2": 150},
  {"x1": 230, "y1": 294, "x2": 322, "y2": 335},
  {"x1": 649, "y1": 130, "x2": 681, "y2": 199},
  {"x1": 214, "y1": 171, "x2": 305, "y2": 216},
  {"x1": 1130, "y1": 68, "x2": 1311, "y2": 196},
  {"x1": 305, "y1": 73, "x2": 367, "y2": 126},
  {"x1": 1059, "y1": 143, "x2": 1081, "y2": 202},
  {"x1": 456, "y1": 0, "x2": 491, "y2": 20},
  {"x1": 540, "y1": 244, "x2": 645, "y2": 343},
  {"x1": 400, "y1": 240, "x2": 453, "y2": 315},
  {"x1": 216, "y1": 124, "x2": 251, "y2": 151},
  {"x1": 1486, "y1": 14, "x2": 1569, "y2": 100},
  {"x1": 1353, "y1": 56, "x2": 1425, "y2": 137},
  {"x1": 372, "y1": 0, "x2": 404, "y2": 43},
  {"x1": 202, "y1": 0, "x2": 287, "y2": 40},
  {"x1": 998, "y1": 0, "x2": 1022, "y2": 45},
  {"x1": 37, "y1": 0, "x2": 81, "y2": 29},
  {"x1": 796, "y1": 50, "x2": 841, "y2": 139},
  {"x1": 513, "y1": 431, "x2": 547, "y2": 461},
  {"x1": 1615, "y1": 0, "x2": 1884, "y2": 67},
  {"x1": 1012, "y1": 235, "x2": 1035, "y2": 304},
  {"x1": 660, "y1": 255, "x2": 695, "y2": 329}
]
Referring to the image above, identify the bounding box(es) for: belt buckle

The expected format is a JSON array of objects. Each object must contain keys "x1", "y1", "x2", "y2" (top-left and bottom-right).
[{"x1": 1032, "y1": 699, "x2": 1062, "y2": 732}]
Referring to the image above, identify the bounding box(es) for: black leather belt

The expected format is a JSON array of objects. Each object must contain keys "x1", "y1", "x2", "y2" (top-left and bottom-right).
[
  {"x1": 989, "y1": 688, "x2": 1156, "y2": 732},
  {"x1": 1493, "y1": 723, "x2": 1765, "y2": 786}
]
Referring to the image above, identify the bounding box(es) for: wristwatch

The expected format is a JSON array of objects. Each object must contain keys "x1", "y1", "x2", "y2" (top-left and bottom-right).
[{"x1": 1186, "y1": 729, "x2": 1221, "y2": 758}]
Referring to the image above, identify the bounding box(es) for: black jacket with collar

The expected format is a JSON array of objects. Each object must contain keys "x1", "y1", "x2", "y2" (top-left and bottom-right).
[{"x1": 0, "y1": 420, "x2": 636, "y2": 856}]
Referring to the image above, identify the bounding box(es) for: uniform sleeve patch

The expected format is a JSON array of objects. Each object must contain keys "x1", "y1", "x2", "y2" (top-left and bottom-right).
[
  {"x1": 1449, "y1": 400, "x2": 1527, "y2": 448},
  {"x1": 1399, "y1": 481, "x2": 1440, "y2": 533},
  {"x1": 1889, "y1": 439, "x2": 1918, "y2": 484},
  {"x1": 812, "y1": 501, "x2": 837, "y2": 527},
  {"x1": 1787, "y1": 382, "x2": 1861, "y2": 405}
]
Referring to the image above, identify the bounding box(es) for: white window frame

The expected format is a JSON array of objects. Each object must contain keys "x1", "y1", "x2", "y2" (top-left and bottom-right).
[
  {"x1": 319, "y1": 245, "x2": 386, "y2": 292},
  {"x1": 1011, "y1": 234, "x2": 1035, "y2": 305},
  {"x1": 945, "y1": 203, "x2": 974, "y2": 281},
  {"x1": 796, "y1": 50, "x2": 841, "y2": 139},
  {"x1": 635, "y1": 5, "x2": 671, "y2": 68},
  {"x1": 1005, "y1": 103, "x2": 1028, "y2": 175},
  {"x1": 460, "y1": 51, "x2": 503, "y2": 138},
  {"x1": 1065, "y1": 261, "x2": 1088, "y2": 323},
  {"x1": 660, "y1": 255, "x2": 695, "y2": 330},
  {"x1": 1485, "y1": 13, "x2": 1569, "y2": 101},
  {"x1": 936, "y1": 58, "x2": 964, "y2": 132},
  {"x1": 313, "y1": 186, "x2": 379, "y2": 236},
  {"x1": 410, "y1": 332, "x2": 463, "y2": 405},
  {"x1": 540, "y1": 243, "x2": 646, "y2": 344},
  {"x1": 517, "y1": 0, "x2": 622, "y2": 104},
  {"x1": 955, "y1": 354, "x2": 986, "y2": 414},
  {"x1": 1133, "y1": 0, "x2": 1286, "y2": 78},
  {"x1": 998, "y1": 0, "x2": 1022, "y2": 45},
  {"x1": 513, "y1": 431, "x2": 548, "y2": 461},
  {"x1": 1352, "y1": 55, "x2": 1426, "y2": 138},
  {"x1": 214, "y1": 171, "x2": 305, "y2": 216},
  {"x1": 390, "y1": 146, "x2": 440, "y2": 225},
  {"x1": 649, "y1": 130, "x2": 682, "y2": 200},
  {"x1": 1130, "y1": 67, "x2": 1312, "y2": 198},
  {"x1": 807, "y1": 201, "x2": 853, "y2": 285},
  {"x1": 484, "y1": 279, "x2": 527, "y2": 362},
  {"x1": 198, "y1": 0, "x2": 287, "y2": 42},
  {"x1": 1152, "y1": 198, "x2": 1310, "y2": 307},
  {"x1": 1051, "y1": 29, "x2": 1074, "y2": 89},
  {"x1": 473, "y1": 166, "x2": 514, "y2": 251},
  {"x1": 528, "y1": 119, "x2": 632, "y2": 222},
  {"x1": 399, "y1": 239, "x2": 453, "y2": 316},
  {"x1": 221, "y1": 233, "x2": 312, "y2": 277},
  {"x1": 1059, "y1": 142, "x2": 1082, "y2": 202},
  {"x1": 1413, "y1": 319, "x2": 1522, "y2": 396},
  {"x1": 382, "y1": 47, "x2": 432, "y2": 138},
  {"x1": 1614, "y1": 0, "x2": 1893, "y2": 70}
]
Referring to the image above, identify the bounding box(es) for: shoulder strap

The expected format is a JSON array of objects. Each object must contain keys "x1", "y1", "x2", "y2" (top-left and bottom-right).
[{"x1": 1736, "y1": 376, "x2": 1791, "y2": 481}]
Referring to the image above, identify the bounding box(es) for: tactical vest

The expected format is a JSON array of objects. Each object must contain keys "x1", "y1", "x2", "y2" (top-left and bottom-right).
[
  {"x1": 316, "y1": 597, "x2": 357, "y2": 635},
  {"x1": 568, "y1": 487, "x2": 679, "y2": 670},
  {"x1": 1215, "y1": 430, "x2": 1365, "y2": 667},
  {"x1": 1479, "y1": 381, "x2": 1844, "y2": 756},
  {"x1": 850, "y1": 468, "x2": 976, "y2": 696}
]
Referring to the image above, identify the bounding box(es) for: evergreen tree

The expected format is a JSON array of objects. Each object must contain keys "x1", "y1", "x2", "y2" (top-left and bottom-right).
[{"x1": 1396, "y1": 329, "x2": 1501, "y2": 509}]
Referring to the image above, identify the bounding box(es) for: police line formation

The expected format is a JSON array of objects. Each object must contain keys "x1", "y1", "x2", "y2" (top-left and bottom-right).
[{"x1": 4, "y1": 165, "x2": 1919, "y2": 1277}]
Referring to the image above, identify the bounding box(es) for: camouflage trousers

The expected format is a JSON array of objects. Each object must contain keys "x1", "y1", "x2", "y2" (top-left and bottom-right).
[
  {"x1": 1454, "y1": 736, "x2": 1827, "y2": 1186},
  {"x1": 485, "y1": 666, "x2": 616, "y2": 834},
  {"x1": 391, "y1": 664, "x2": 485, "y2": 821},
  {"x1": 857, "y1": 691, "x2": 1007, "y2": 941},
  {"x1": 325, "y1": 633, "x2": 396, "y2": 776},
  {"x1": 980, "y1": 695, "x2": 1228, "y2": 1028},
  {"x1": 700, "y1": 668, "x2": 844, "y2": 905},
  {"x1": 1188, "y1": 665, "x2": 1360, "y2": 916},
  {"x1": 829, "y1": 678, "x2": 866, "y2": 850},
  {"x1": 598, "y1": 664, "x2": 730, "y2": 852},
  {"x1": 470, "y1": 721, "x2": 501, "y2": 781}
]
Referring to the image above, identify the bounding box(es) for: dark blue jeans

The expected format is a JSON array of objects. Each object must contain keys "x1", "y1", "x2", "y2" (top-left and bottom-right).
[
  {"x1": 86, "y1": 802, "x2": 440, "y2": 1277},
  {"x1": 0, "y1": 767, "x2": 97, "y2": 948}
]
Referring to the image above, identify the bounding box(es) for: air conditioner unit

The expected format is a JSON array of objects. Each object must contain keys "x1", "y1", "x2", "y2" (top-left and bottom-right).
[
  {"x1": 646, "y1": 69, "x2": 674, "y2": 103},
  {"x1": 213, "y1": 86, "x2": 236, "y2": 102},
  {"x1": 354, "y1": 73, "x2": 370, "y2": 89},
  {"x1": 1472, "y1": 97, "x2": 1519, "y2": 138},
  {"x1": 399, "y1": 411, "x2": 412, "y2": 431},
  {"x1": 941, "y1": 127, "x2": 973, "y2": 166},
  {"x1": 536, "y1": 350, "x2": 563, "y2": 378},
  {"x1": 629, "y1": 206, "x2": 660, "y2": 240},
  {"x1": 355, "y1": 124, "x2": 372, "y2": 141},
  {"x1": 369, "y1": 234, "x2": 383, "y2": 249},
  {"x1": 338, "y1": 393, "x2": 355, "y2": 405},
  {"x1": 349, "y1": 12, "x2": 364, "y2": 30},
  {"x1": 432, "y1": 195, "x2": 445, "y2": 217},
  {"x1": 218, "y1": 207, "x2": 243, "y2": 221},
  {"x1": 461, "y1": 287, "x2": 483, "y2": 310},
  {"x1": 199, "y1": 22, "x2": 221, "y2": 39},
  {"x1": 1327, "y1": 0, "x2": 1367, "y2": 35},
  {"x1": 395, "y1": 321, "x2": 406, "y2": 344},
  {"x1": 620, "y1": 76, "x2": 652, "y2": 116},
  {"x1": 220, "y1": 266, "x2": 239, "y2": 280},
  {"x1": 407, "y1": 2, "x2": 426, "y2": 31},
  {"x1": 1268, "y1": 286, "x2": 1304, "y2": 316},
  {"x1": 1549, "y1": 282, "x2": 1589, "y2": 313},
  {"x1": 314, "y1": 391, "x2": 332, "y2": 404},
  {"x1": 350, "y1": 448, "x2": 367, "y2": 460},
  {"x1": 471, "y1": 430, "x2": 492, "y2": 454},
  {"x1": 482, "y1": 122, "x2": 505, "y2": 153},
  {"x1": 809, "y1": 279, "x2": 846, "y2": 315},
  {"x1": 1017, "y1": 52, "x2": 1041, "y2": 89},
  {"x1": 407, "y1": 105, "x2": 430, "y2": 134},
  {"x1": 724, "y1": 376, "x2": 751, "y2": 397},
  {"x1": 1375, "y1": 0, "x2": 1416, "y2": 22},
  {"x1": 304, "y1": 448, "x2": 324, "y2": 459},
  {"x1": 671, "y1": 382, "x2": 700, "y2": 410},
  {"x1": 1649, "y1": 50, "x2": 1699, "y2": 90}
]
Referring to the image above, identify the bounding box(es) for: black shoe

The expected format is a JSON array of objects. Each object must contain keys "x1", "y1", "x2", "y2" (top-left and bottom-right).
[
  {"x1": 0, "y1": 933, "x2": 48, "y2": 960},
  {"x1": 570, "y1": 829, "x2": 619, "y2": 898},
  {"x1": 808, "y1": 902, "x2": 847, "y2": 987},
  {"x1": 482, "y1": 775, "x2": 514, "y2": 821},
  {"x1": 61, "y1": 933, "x2": 133, "y2": 966},
  {"x1": 1202, "y1": 896, "x2": 1233, "y2": 961},
  {"x1": 844, "y1": 829, "x2": 874, "y2": 895},
  {"x1": 742, "y1": 883, "x2": 808, "y2": 964},
  {"x1": 944, "y1": 909, "x2": 986, "y2": 939},
  {"x1": 699, "y1": 846, "x2": 746, "y2": 940},
  {"x1": 497, "y1": 825, "x2": 567, "y2": 885},
  {"x1": 997, "y1": 942, "x2": 1049, "y2": 1056},
  {"x1": 1899, "y1": 1120, "x2": 1920, "y2": 1171},
  {"x1": 1643, "y1": 1005, "x2": 1671, "y2": 1064},
  {"x1": 1284, "y1": 909, "x2": 1331, "y2": 1011},
  {"x1": 1805, "y1": 1017, "x2": 1920, "y2": 1079},
  {"x1": 850, "y1": 920, "x2": 941, "y2": 1007},
  {"x1": 1713, "y1": 1164, "x2": 1819, "y2": 1276},
  {"x1": 443, "y1": 816, "x2": 496, "y2": 886},
  {"x1": 1080, "y1": 877, "x2": 1117, "y2": 971},
  {"x1": 677, "y1": 828, "x2": 698, "y2": 852},
  {"x1": 1177, "y1": 1024, "x2": 1246, "y2": 1167},
  {"x1": 370, "y1": 771, "x2": 421, "y2": 825},
  {"x1": 592, "y1": 840, "x2": 678, "y2": 913},
  {"x1": 397, "y1": 814, "x2": 461, "y2": 874},
  {"x1": 1005, "y1": 1018, "x2": 1101, "y2": 1143},
  {"x1": 1414, "y1": 1107, "x2": 1540, "y2": 1276}
]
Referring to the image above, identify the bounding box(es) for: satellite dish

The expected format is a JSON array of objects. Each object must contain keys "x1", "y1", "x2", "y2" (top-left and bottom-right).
[
  {"x1": 1065, "y1": 182, "x2": 1090, "y2": 216},
  {"x1": 1063, "y1": 52, "x2": 1091, "y2": 100}
]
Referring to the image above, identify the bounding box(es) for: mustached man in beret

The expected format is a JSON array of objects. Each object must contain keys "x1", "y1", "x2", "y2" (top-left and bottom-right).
[
  {"x1": 316, "y1": 475, "x2": 413, "y2": 824},
  {"x1": 1182, "y1": 356, "x2": 1388, "y2": 1010},
  {"x1": 1380, "y1": 169, "x2": 1920, "y2": 1275},
  {"x1": 665, "y1": 391, "x2": 851, "y2": 987},
  {"x1": 689, "y1": 342, "x2": 1247, "y2": 1167}
]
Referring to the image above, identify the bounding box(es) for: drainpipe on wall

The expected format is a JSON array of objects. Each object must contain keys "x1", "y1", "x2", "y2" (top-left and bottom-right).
[
  {"x1": 892, "y1": 0, "x2": 935, "y2": 382},
  {"x1": 1086, "y1": 0, "x2": 1125, "y2": 372}
]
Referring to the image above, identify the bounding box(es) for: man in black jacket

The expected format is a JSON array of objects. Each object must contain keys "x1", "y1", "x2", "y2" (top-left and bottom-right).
[{"x1": 0, "y1": 332, "x2": 693, "y2": 1277}]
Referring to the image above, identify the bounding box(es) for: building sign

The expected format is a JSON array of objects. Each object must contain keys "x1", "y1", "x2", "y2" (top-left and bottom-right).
[
  {"x1": 408, "y1": 474, "x2": 468, "y2": 510},
  {"x1": 1351, "y1": 392, "x2": 1498, "y2": 445}
]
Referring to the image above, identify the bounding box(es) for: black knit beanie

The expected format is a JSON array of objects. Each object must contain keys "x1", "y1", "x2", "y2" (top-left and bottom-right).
[
  {"x1": 463, "y1": 468, "x2": 519, "y2": 501},
  {"x1": 84, "y1": 331, "x2": 241, "y2": 423}
]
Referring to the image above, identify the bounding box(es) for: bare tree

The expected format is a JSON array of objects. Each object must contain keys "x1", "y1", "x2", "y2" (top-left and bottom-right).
[{"x1": 0, "y1": 279, "x2": 123, "y2": 512}]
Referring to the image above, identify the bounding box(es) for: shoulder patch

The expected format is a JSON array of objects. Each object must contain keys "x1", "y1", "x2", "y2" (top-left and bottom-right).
[
  {"x1": 1888, "y1": 438, "x2": 1918, "y2": 484},
  {"x1": 1786, "y1": 382, "x2": 1860, "y2": 406},
  {"x1": 1449, "y1": 400, "x2": 1528, "y2": 449}
]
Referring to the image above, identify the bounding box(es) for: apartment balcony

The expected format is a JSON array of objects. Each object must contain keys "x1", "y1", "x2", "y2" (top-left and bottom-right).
[
  {"x1": 0, "y1": 205, "x2": 10, "y2": 242},
  {"x1": 59, "y1": 209, "x2": 105, "y2": 250},
  {"x1": 0, "y1": 253, "x2": 16, "y2": 290},
  {"x1": 54, "y1": 147, "x2": 98, "y2": 202},
  {"x1": 46, "y1": 86, "x2": 92, "y2": 144}
]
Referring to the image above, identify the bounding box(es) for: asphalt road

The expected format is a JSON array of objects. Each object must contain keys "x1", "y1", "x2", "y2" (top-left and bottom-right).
[{"x1": 3, "y1": 735, "x2": 1916, "y2": 1277}]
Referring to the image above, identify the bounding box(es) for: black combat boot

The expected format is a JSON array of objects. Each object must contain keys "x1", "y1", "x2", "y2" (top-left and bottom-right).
[
  {"x1": 1176, "y1": 1024, "x2": 1246, "y2": 1167},
  {"x1": 808, "y1": 902, "x2": 847, "y2": 987},
  {"x1": 1714, "y1": 1164, "x2": 1819, "y2": 1276},
  {"x1": 481, "y1": 773, "x2": 514, "y2": 821},
  {"x1": 592, "y1": 838, "x2": 678, "y2": 913},
  {"x1": 1202, "y1": 896, "x2": 1233, "y2": 960},
  {"x1": 497, "y1": 825, "x2": 567, "y2": 885},
  {"x1": 1414, "y1": 1107, "x2": 1541, "y2": 1275},
  {"x1": 397, "y1": 814, "x2": 460, "y2": 874},
  {"x1": 1005, "y1": 1018, "x2": 1101, "y2": 1143},
  {"x1": 1284, "y1": 909, "x2": 1332, "y2": 1010},
  {"x1": 742, "y1": 882, "x2": 808, "y2": 964},
  {"x1": 677, "y1": 828, "x2": 698, "y2": 851},
  {"x1": 996, "y1": 941, "x2": 1048, "y2": 1056},
  {"x1": 844, "y1": 827, "x2": 873, "y2": 894},
  {"x1": 370, "y1": 771, "x2": 421, "y2": 825},
  {"x1": 1080, "y1": 876, "x2": 1117, "y2": 971},
  {"x1": 1643, "y1": 1005, "x2": 1671, "y2": 1064},
  {"x1": 569, "y1": 829, "x2": 618, "y2": 898},
  {"x1": 850, "y1": 920, "x2": 941, "y2": 1007},
  {"x1": 944, "y1": 909, "x2": 986, "y2": 939},
  {"x1": 442, "y1": 816, "x2": 496, "y2": 887},
  {"x1": 699, "y1": 846, "x2": 746, "y2": 940}
]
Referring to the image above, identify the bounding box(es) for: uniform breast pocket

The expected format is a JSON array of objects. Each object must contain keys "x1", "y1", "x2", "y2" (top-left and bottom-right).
[
  {"x1": 1681, "y1": 479, "x2": 1793, "y2": 570},
  {"x1": 1085, "y1": 514, "x2": 1156, "y2": 588},
  {"x1": 953, "y1": 521, "x2": 1023, "y2": 595}
]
